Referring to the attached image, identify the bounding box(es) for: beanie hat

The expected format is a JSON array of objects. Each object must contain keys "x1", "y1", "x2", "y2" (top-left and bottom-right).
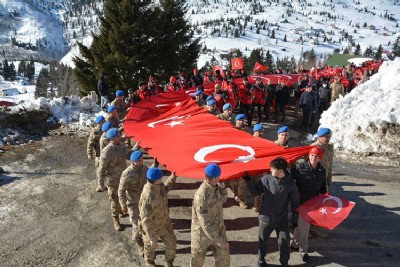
[
  {"x1": 207, "y1": 99, "x2": 216, "y2": 106},
  {"x1": 138, "y1": 81, "x2": 146, "y2": 86},
  {"x1": 205, "y1": 163, "x2": 221, "y2": 178},
  {"x1": 317, "y1": 127, "x2": 332, "y2": 137},
  {"x1": 108, "y1": 105, "x2": 117, "y2": 113},
  {"x1": 309, "y1": 146, "x2": 324, "y2": 160},
  {"x1": 223, "y1": 103, "x2": 232, "y2": 111},
  {"x1": 277, "y1": 126, "x2": 289, "y2": 134},
  {"x1": 116, "y1": 90, "x2": 124, "y2": 97},
  {"x1": 147, "y1": 167, "x2": 163, "y2": 181},
  {"x1": 106, "y1": 128, "x2": 119, "y2": 139},
  {"x1": 195, "y1": 91, "x2": 202, "y2": 96},
  {"x1": 101, "y1": 121, "x2": 112, "y2": 132},
  {"x1": 235, "y1": 114, "x2": 245, "y2": 121},
  {"x1": 253, "y1": 123, "x2": 263, "y2": 132},
  {"x1": 206, "y1": 95, "x2": 214, "y2": 101},
  {"x1": 130, "y1": 150, "x2": 143, "y2": 161},
  {"x1": 95, "y1": 115, "x2": 105, "y2": 124}
]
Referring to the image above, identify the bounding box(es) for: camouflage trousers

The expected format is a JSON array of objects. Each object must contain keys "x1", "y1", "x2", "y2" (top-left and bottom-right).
[
  {"x1": 142, "y1": 224, "x2": 176, "y2": 263},
  {"x1": 107, "y1": 186, "x2": 121, "y2": 218},
  {"x1": 95, "y1": 157, "x2": 100, "y2": 185},
  {"x1": 226, "y1": 178, "x2": 247, "y2": 202},
  {"x1": 127, "y1": 202, "x2": 140, "y2": 235},
  {"x1": 190, "y1": 237, "x2": 230, "y2": 267}
]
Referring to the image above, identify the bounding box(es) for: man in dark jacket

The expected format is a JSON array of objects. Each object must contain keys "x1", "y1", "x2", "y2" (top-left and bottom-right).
[
  {"x1": 263, "y1": 80, "x2": 275, "y2": 122},
  {"x1": 274, "y1": 79, "x2": 290, "y2": 123},
  {"x1": 318, "y1": 82, "x2": 331, "y2": 115},
  {"x1": 245, "y1": 157, "x2": 300, "y2": 267},
  {"x1": 299, "y1": 87, "x2": 316, "y2": 131},
  {"x1": 98, "y1": 71, "x2": 109, "y2": 110},
  {"x1": 291, "y1": 147, "x2": 327, "y2": 262}
]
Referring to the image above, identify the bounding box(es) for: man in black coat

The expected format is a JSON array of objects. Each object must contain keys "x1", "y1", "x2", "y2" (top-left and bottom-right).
[{"x1": 97, "y1": 71, "x2": 110, "y2": 111}]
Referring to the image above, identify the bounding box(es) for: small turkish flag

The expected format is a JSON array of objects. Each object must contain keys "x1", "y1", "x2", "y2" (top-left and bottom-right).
[
  {"x1": 298, "y1": 194, "x2": 355, "y2": 230},
  {"x1": 254, "y1": 62, "x2": 268, "y2": 72},
  {"x1": 231, "y1": 58, "x2": 245, "y2": 70}
]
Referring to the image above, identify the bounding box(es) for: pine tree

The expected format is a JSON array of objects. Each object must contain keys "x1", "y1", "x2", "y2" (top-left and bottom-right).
[
  {"x1": 392, "y1": 36, "x2": 400, "y2": 56},
  {"x1": 283, "y1": 34, "x2": 287, "y2": 42},
  {"x1": 270, "y1": 29, "x2": 275, "y2": 39},
  {"x1": 265, "y1": 50, "x2": 274, "y2": 70},
  {"x1": 74, "y1": 0, "x2": 200, "y2": 94},
  {"x1": 374, "y1": 44, "x2": 383, "y2": 60},
  {"x1": 26, "y1": 57, "x2": 35, "y2": 81},
  {"x1": 248, "y1": 49, "x2": 264, "y2": 73},
  {"x1": 363, "y1": 46, "x2": 374, "y2": 57},
  {"x1": 35, "y1": 68, "x2": 50, "y2": 98},
  {"x1": 354, "y1": 44, "x2": 361, "y2": 56}
]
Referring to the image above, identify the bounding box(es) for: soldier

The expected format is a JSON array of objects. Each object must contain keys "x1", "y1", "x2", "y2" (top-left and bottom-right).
[
  {"x1": 139, "y1": 168, "x2": 177, "y2": 267},
  {"x1": 330, "y1": 76, "x2": 344, "y2": 103},
  {"x1": 99, "y1": 121, "x2": 112, "y2": 154},
  {"x1": 190, "y1": 164, "x2": 230, "y2": 267},
  {"x1": 244, "y1": 157, "x2": 299, "y2": 267},
  {"x1": 205, "y1": 99, "x2": 221, "y2": 115},
  {"x1": 274, "y1": 126, "x2": 290, "y2": 148},
  {"x1": 97, "y1": 128, "x2": 130, "y2": 231},
  {"x1": 253, "y1": 123, "x2": 264, "y2": 138},
  {"x1": 87, "y1": 115, "x2": 105, "y2": 189},
  {"x1": 106, "y1": 105, "x2": 120, "y2": 128},
  {"x1": 311, "y1": 128, "x2": 334, "y2": 186},
  {"x1": 216, "y1": 103, "x2": 233, "y2": 122},
  {"x1": 234, "y1": 113, "x2": 246, "y2": 129},
  {"x1": 194, "y1": 90, "x2": 207, "y2": 107},
  {"x1": 110, "y1": 90, "x2": 127, "y2": 120},
  {"x1": 118, "y1": 150, "x2": 148, "y2": 255}
]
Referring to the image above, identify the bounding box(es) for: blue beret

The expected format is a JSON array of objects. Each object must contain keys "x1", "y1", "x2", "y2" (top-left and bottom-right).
[
  {"x1": 116, "y1": 90, "x2": 124, "y2": 97},
  {"x1": 223, "y1": 103, "x2": 232, "y2": 111},
  {"x1": 207, "y1": 99, "x2": 216, "y2": 106},
  {"x1": 95, "y1": 115, "x2": 105, "y2": 124},
  {"x1": 130, "y1": 150, "x2": 143, "y2": 161},
  {"x1": 277, "y1": 126, "x2": 289, "y2": 134},
  {"x1": 195, "y1": 91, "x2": 202, "y2": 96},
  {"x1": 147, "y1": 167, "x2": 163, "y2": 181},
  {"x1": 317, "y1": 127, "x2": 332, "y2": 137},
  {"x1": 206, "y1": 95, "x2": 214, "y2": 101},
  {"x1": 235, "y1": 114, "x2": 245, "y2": 120},
  {"x1": 106, "y1": 128, "x2": 119, "y2": 139},
  {"x1": 253, "y1": 123, "x2": 263, "y2": 132},
  {"x1": 101, "y1": 121, "x2": 112, "y2": 132},
  {"x1": 108, "y1": 105, "x2": 117, "y2": 112},
  {"x1": 205, "y1": 163, "x2": 221, "y2": 178}
]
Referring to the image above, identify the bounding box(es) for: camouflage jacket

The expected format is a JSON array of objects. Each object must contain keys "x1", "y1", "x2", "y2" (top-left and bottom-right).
[
  {"x1": 139, "y1": 173, "x2": 177, "y2": 242},
  {"x1": 216, "y1": 112, "x2": 233, "y2": 123},
  {"x1": 118, "y1": 164, "x2": 148, "y2": 209},
  {"x1": 330, "y1": 81, "x2": 344, "y2": 102},
  {"x1": 99, "y1": 132, "x2": 109, "y2": 153},
  {"x1": 274, "y1": 139, "x2": 289, "y2": 148},
  {"x1": 106, "y1": 114, "x2": 121, "y2": 129},
  {"x1": 110, "y1": 99, "x2": 127, "y2": 120},
  {"x1": 191, "y1": 181, "x2": 228, "y2": 245},
  {"x1": 97, "y1": 142, "x2": 130, "y2": 187},
  {"x1": 87, "y1": 124, "x2": 102, "y2": 158}
]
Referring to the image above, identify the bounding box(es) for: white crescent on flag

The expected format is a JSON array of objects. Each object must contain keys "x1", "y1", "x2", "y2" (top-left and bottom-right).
[
  {"x1": 194, "y1": 144, "x2": 256, "y2": 163},
  {"x1": 322, "y1": 195, "x2": 343, "y2": 214}
]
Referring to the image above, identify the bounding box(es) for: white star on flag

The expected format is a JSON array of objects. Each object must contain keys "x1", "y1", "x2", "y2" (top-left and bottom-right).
[
  {"x1": 320, "y1": 208, "x2": 328, "y2": 215},
  {"x1": 165, "y1": 120, "x2": 184, "y2": 127}
]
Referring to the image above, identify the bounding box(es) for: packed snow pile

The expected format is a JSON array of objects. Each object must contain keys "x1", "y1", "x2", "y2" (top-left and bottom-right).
[
  {"x1": 9, "y1": 92, "x2": 101, "y2": 127},
  {"x1": 320, "y1": 58, "x2": 400, "y2": 158}
]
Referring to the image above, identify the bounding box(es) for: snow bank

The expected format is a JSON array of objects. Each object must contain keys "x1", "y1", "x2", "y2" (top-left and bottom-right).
[
  {"x1": 10, "y1": 91, "x2": 102, "y2": 127},
  {"x1": 320, "y1": 58, "x2": 400, "y2": 157}
]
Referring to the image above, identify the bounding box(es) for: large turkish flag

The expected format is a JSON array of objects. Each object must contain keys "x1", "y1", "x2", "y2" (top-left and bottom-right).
[
  {"x1": 298, "y1": 194, "x2": 356, "y2": 230},
  {"x1": 124, "y1": 93, "x2": 311, "y2": 180}
]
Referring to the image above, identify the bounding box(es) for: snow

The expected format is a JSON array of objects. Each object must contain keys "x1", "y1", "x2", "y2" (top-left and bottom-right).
[{"x1": 319, "y1": 58, "x2": 400, "y2": 156}]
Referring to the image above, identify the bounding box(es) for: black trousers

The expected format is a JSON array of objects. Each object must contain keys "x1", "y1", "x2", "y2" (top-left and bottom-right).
[
  {"x1": 274, "y1": 103, "x2": 286, "y2": 122},
  {"x1": 251, "y1": 103, "x2": 263, "y2": 123},
  {"x1": 239, "y1": 103, "x2": 252, "y2": 126},
  {"x1": 258, "y1": 221, "x2": 290, "y2": 266},
  {"x1": 302, "y1": 109, "x2": 313, "y2": 130}
]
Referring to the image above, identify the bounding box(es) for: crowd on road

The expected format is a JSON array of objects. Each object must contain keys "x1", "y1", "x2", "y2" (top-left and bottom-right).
[{"x1": 85, "y1": 61, "x2": 377, "y2": 266}]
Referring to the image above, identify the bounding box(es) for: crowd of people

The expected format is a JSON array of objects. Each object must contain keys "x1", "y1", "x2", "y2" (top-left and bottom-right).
[{"x1": 85, "y1": 61, "x2": 381, "y2": 266}]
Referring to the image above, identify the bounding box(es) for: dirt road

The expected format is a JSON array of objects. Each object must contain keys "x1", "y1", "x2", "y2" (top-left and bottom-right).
[{"x1": 1, "y1": 129, "x2": 399, "y2": 267}]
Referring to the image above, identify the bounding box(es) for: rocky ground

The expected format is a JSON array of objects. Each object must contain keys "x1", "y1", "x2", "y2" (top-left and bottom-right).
[{"x1": 1, "y1": 108, "x2": 399, "y2": 267}]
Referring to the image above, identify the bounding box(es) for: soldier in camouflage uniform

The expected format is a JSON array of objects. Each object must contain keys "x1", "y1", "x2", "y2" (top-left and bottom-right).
[
  {"x1": 205, "y1": 99, "x2": 221, "y2": 115},
  {"x1": 139, "y1": 168, "x2": 177, "y2": 267},
  {"x1": 311, "y1": 128, "x2": 334, "y2": 186},
  {"x1": 106, "y1": 105, "x2": 121, "y2": 129},
  {"x1": 110, "y1": 90, "x2": 127, "y2": 121},
  {"x1": 216, "y1": 103, "x2": 233, "y2": 122},
  {"x1": 118, "y1": 150, "x2": 148, "y2": 255},
  {"x1": 234, "y1": 113, "x2": 246, "y2": 129},
  {"x1": 99, "y1": 121, "x2": 111, "y2": 155},
  {"x1": 97, "y1": 128, "x2": 130, "y2": 231},
  {"x1": 274, "y1": 126, "x2": 290, "y2": 148},
  {"x1": 330, "y1": 76, "x2": 344, "y2": 103},
  {"x1": 195, "y1": 90, "x2": 207, "y2": 107},
  {"x1": 87, "y1": 115, "x2": 105, "y2": 189},
  {"x1": 190, "y1": 164, "x2": 230, "y2": 267}
]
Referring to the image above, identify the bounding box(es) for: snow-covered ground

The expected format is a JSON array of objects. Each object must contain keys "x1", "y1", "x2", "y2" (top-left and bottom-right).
[{"x1": 320, "y1": 58, "x2": 400, "y2": 159}]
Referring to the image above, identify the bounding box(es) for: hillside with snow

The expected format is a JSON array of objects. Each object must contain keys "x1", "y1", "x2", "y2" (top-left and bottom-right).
[{"x1": 0, "y1": 0, "x2": 399, "y2": 67}]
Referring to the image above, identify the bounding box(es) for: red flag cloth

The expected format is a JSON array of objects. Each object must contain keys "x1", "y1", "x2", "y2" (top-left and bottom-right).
[
  {"x1": 231, "y1": 58, "x2": 245, "y2": 70},
  {"x1": 124, "y1": 93, "x2": 311, "y2": 180},
  {"x1": 254, "y1": 62, "x2": 269, "y2": 73},
  {"x1": 212, "y1": 65, "x2": 225, "y2": 77},
  {"x1": 297, "y1": 194, "x2": 356, "y2": 230}
]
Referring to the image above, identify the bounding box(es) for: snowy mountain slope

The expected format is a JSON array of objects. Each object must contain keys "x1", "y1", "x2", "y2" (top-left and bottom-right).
[{"x1": 0, "y1": 0, "x2": 399, "y2": 67}]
